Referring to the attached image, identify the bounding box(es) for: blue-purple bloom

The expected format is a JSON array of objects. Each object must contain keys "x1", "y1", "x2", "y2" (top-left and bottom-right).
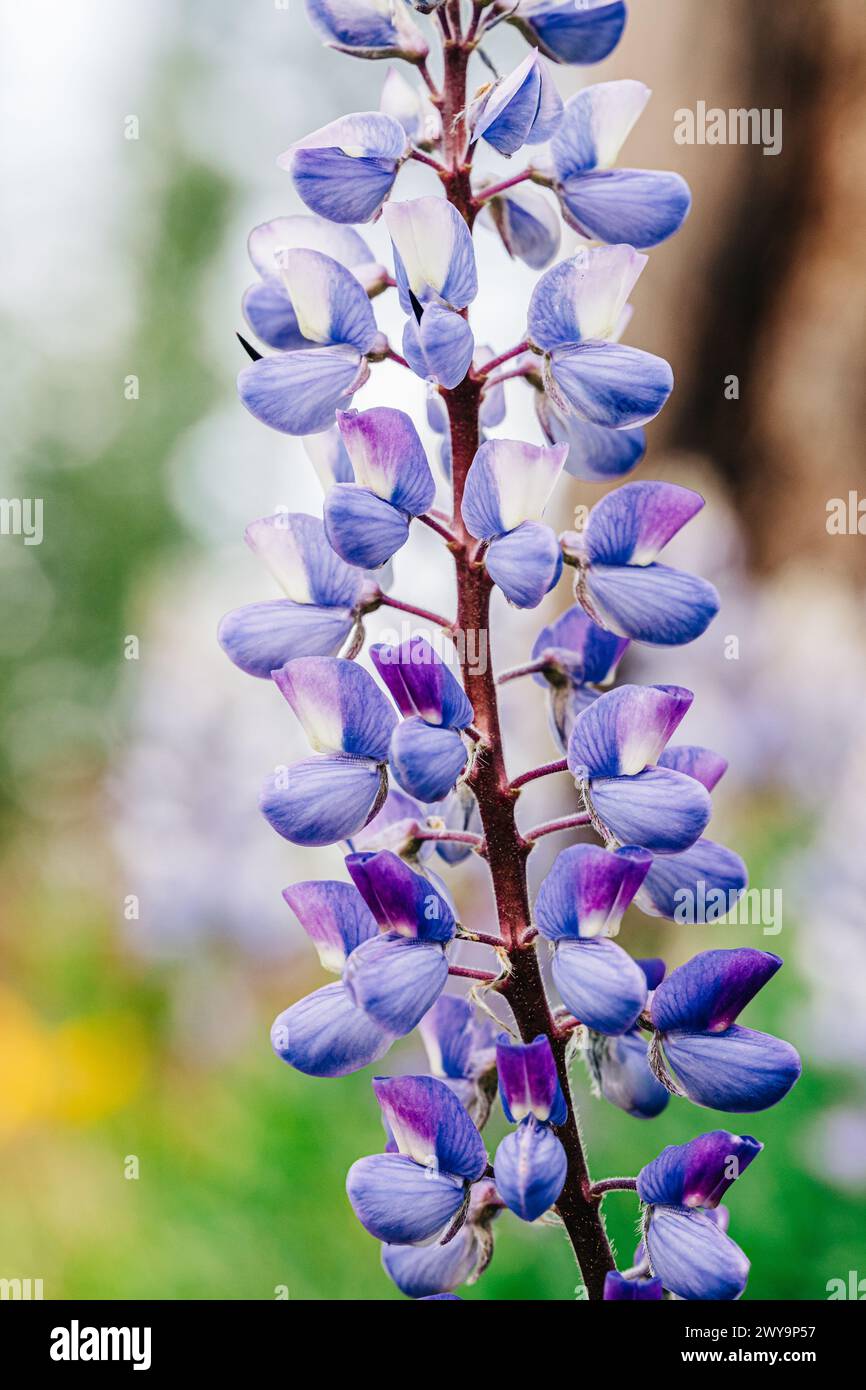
[
  {"x1": 528, "y1": 246, "x2": 674, "y2": 430},
  {"x1": 386, "y1": 196, "x2": 478, "y2": 388},
  {"x1": 382, "y1": 1178, "x2": 503, "y2": 1298},
  {"x1": 479, "y1": 183, "x2": 561, "y2": 271},
  {"x1": 218, "y1": 513, "x2": 371, "y2": 677},
  {"x1": 493, "y1": 1035, "x2": 568, "y2": 1221},
  {"x1": 603, "y1": 1270, "x2": 663, "y2": 1300},
  {"x1": 508, "y1": 0, "x2": 627, "y2": 66},
  {"x1": 572, "y1": 481, "x2": 721, "y2": 645},
  {"x1": 462, "y1": 438, "x2": 567, "y2": 608},
  {"x1": 637, "y1": 1131, "x2": 761, "y2": 1299},
  {"x1": 279, "y1": 111, "x2": 409, "y2": 224},
  {"x1": 261, "y1": 655, "x2": 396, "y2": 845},
  {"x1": 323, "y1": 406, "x2": 436, "y2": 568},
  {"x1": 471, "y1": 51, "x2": 563, "y2": 157},
  {"x1": 419, "y1": 995, "x2": 498, "y2": 1124},
  {"x1": 650, "y1": 949, "x2": 802, "y2": 1112},
  {"x1": 305, "y1": 0, "x2": 429, "y2": 61},
  {"x1": 550, "y1": 80, "x2": 691, "y2": 247},
  {"x1": 372, "y1": 636, "x2": 475, "y2": 802},
  {"x1": 567, "y1": 684, "x2": 713, "y2": 853},
  {"x1": 347, "y1": 1075, "x2": 488, "y2": 1244},
  {"x1": 534, "y1": 843, "x2": 652, "y2": 1034},
  {"x1": 585, "y1": 961, "x2": 669, "y2": 1119}
]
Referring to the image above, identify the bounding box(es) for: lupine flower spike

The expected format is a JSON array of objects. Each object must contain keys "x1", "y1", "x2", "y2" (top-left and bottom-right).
[{"x1": 222, "y1": 0, "x2": 800, "y2": 1302}]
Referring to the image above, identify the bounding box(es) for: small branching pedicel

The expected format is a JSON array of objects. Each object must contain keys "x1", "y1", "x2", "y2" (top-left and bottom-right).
[{"x1": 220, "y1": 0, "x2": 802, "y2": 1302}]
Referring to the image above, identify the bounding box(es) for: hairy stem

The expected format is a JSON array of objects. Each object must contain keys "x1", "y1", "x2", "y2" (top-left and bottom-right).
[{"x1": 437, "y1": 35, "x2": 614, "y2": 1298}]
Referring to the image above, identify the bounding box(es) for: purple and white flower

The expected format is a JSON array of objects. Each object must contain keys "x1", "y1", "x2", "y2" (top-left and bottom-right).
[
  {"x1": 372, "y1": 636, "x2": 475, "y2": 803},
  {"x1": 508, "y1": 1, "x2": 627, "y2": 66},
  {"x1": 470, "y1": 51, "x2": 563, "y2": 157},
  {"x1": 493, "y1": 1034, "x2": 568, "y2": 1221}
]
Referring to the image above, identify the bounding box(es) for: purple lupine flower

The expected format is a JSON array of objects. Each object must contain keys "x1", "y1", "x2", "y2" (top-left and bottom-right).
[
  {"x1": 382, "y1": 1179, "x2": 503, "y2": 1299},
  {"x1": 567, "y1": 683, "x2": 713, "y2": 852},
  {"x1": 470, "y1": 51, "x2": 563, "y2": 157},
  {"x1": 493, "y1": 1035, "x2": 568, "y2": 1221},
  {"x1": 478, "y1": 182, "x2": 562, "y2": 270},
  {"x1": 528, "y1": 245, "x2": 674, "y2": 430},
  {"x1": 603, "y1": 1271, "x2": 663, "y2": 1300},
  {"x1": 550, "y1": 81, "x2": 691, "y2": 247},
  {"x1": 372, "y1": 636, "x2": 475, "y2": 802},
  {"x1": 380, "y1": 66, "x2": 441, "y2": 149},
  {"x1": 261, "y1": 655, "x2": 396, "y2": 845},
  {"x1": 585, "y1": 960, "x2": 669, "y2": 1118},
  {"x1": 508, "y1": 0, "x2": 627, "y2": 65},
  {"x1": 461, "y1": 438, "x2": 567, "y2": 608},
  {"x1": 570, "y1": 481, "x2": 720, "y2": 644},
  {"x1": 637, "y1": 1131, "x2": 761, "y2": 1300},
  {"x1": 323, "y1": 406, "x2": 436, "y2": 568},
  {"x1": 347, "y1": 1075, "x2": 488, "y2": 1243},
  {"x1": 242, "y1": 216, "x2": 387, "y2": 351},
  {"x1": 385, "y1": 197, "x2": 478, "y2": 388},
  {"x1": 530, "y1": 602, "x2": 629, "y2": 751},
  {"x1": 279, "y1": 111, "x2": 409, "y2": 224},
  {"x1": 238, "y1": 249, "x2": 386, "y2": 435},
  {"x1": 650, "y1": 948, "x2": 802, "y2": 1112},
  {"x1": 218, "y1": 513, "x2": 372, "y2": 678},
  {"x1": 305, "y1": 0, "x2": 429, "y2": 61},
  {"x1": 419, "y1": 995, "x2": 498, "y2": 1123},
  {"x1": 534, "y1": 843, "x2": 652, "y2": 1034},
  {"x1": 537, "y1": 390, "x2": 646, "y2": 483}
]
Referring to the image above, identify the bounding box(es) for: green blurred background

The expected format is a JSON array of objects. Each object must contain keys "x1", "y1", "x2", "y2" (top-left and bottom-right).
[{"x1": 1, "y1": 0, "x2": 865, "y2": 1299}]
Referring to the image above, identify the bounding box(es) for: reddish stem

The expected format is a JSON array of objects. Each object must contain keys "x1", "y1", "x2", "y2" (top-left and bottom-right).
[
  {"x1": 414, "y1": 829, "x2": 485, "y2": 851},
  {"x1": 376, "y1": 594, "x2": 455, "y2": 630},
  {"x1": 449, "y1": 965, "x2": 498, "y2": 982},
  {"x1": 590, "y1": 1179, "x2": 639, "y2": 1198},
  {"x1": 428, "y1": 28, "x2": 616, "y2": 1303},
  {"x1": 474, "y1": 169, "x2": 534, "y2": 203},
  {"x1": 524, "y1": 812, "x2": 592, "y2": 843},
  {"x1": 509, "y1": 758, "x2": 568, "y2": 791},
  {"x1": 472, "y1": 340, "x2": 531, "y2": 379},
  {"x1": 417, "y1": 512, "x2": 460, "y2": 544}
]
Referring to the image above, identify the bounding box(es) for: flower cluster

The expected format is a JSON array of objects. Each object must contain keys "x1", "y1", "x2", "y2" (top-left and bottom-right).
[{"x1": 222, "y1": 0, "x2": 801, "y2": 1301}]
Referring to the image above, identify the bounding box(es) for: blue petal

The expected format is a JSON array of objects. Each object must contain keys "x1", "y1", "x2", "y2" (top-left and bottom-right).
[
  {"x1": 528, "y1": 245, "x2": 647, "y2": 350},
  {"x1": 260, "y1": 755, "x2": 387, "y2": 847},
  {"x1": 324, "y1": 485, "x2": 410, "y2": 568},
  {"x1": 218, "y1": 601, "x2": 356, "y2": 678},
  {"x1": 373, "y1": 1074, "x2": 488, "y2": 1180},
  {"x1": 244, "y1": 512, "x2": 365, "y2": 609},
  {"x1": 248, "y1": 214, "x2": 383, "y2": 288},
  {"x1": 637, "y1": 1130, "x2": 762, "y2": 1209},
  {"x1": 645, "y1": 1206, "x2": 750, "y2": 1300},
  {"x1": 419, "y1": 996, "x2": 497, "y2": 1082},
  {"x1": 532, "y1": 602, "x2": 629, "y2": 685},
  {"x1": 346, "y1": 848, "x2": 456, "y2": 943},
  {"x1": 548, "y1": 341, "x2": 674, "y2": 429},
  {"x1": 390, "y1": 718, "x2": 469, "y2": 803},
  {"x1": 346, "y1": 1153, "x2": 466, "y2": 1244},
  {"x1": 270, "y1": 982, "x2": 391, "y2": 1077},
  {"x1": 593, "y1": 1030, "x2": 669, "y2": 1119},
  {"x1": 552, "y1": 938, "x2": 648, "y2": 1035},
  {"x1": 551, "y1": 80, "x2": 651, "y2": 177},
  {"x1": 651, "y1": 948, "x2": 782, "y2": 1034},
  {"x1": 385, "y1": 197, "x2": 478, "y2": 310},
  {"x1": 496, "y1": 1034, "x2": 567, "y2": 1125},
  {"x1": 382, "y1": 1224, "x2": 481, "y2": 1299},
  {"x1": 371, "y1": 635, "x2": 474, "y2": 729},
  {"x1": 281, "y1": 112, "x2": 407, "y2": 224},
  {"x1": 604, "y1": 1271, "x2": 663, "y2": 1300},
  {"x1": 560, "y1": 170, "x2": 692, "y2": 248},
  {"x1": 585, "y1": 481, "x2": 705, "y2": 565},
  {"x1": 635, "y1": 839, "x2": 748, "y2": 922},
  {"x1": 662, "y1": 1026, "x2": 802, "y2": 1113},
  {"x1": 510, "y1": 1, "x2": 627, "y2": 66},
  {"x1": 486, "y1": 523, "x2": 563, "y2": 609},
  {"x1": 494, "y1": 1119, "x2": 567, "y2": 1222},
  {"x1": 657, "y1": 745, "x2": 729, "y2": 792},
  {"x1": 581, "y1": 563, "x2": 720, "y2": 645},
  {"x1": 238, "y1": 346, "x2": 368, "y2": 436},
  {"x1": 282, "y1": 878, "x2": 378, "y2": 972},
  {"x1": 462, "y1": 438, "x2": 568, "y2": 538},
  {"x1": 337, "y1": 407, "x2": 435, "y2": 514},
  {"x1": 272, "y1": 654, "x2": 397, "y2": 759},
  {"x1": 539, "y1": 397, "x2": 646, "y2": 482},
  {"x1": 280, "y1": 249, "x2": 379, "y2": 352},
  {"x1": 306, "y1": 0, "x2": 428, "y2": 59},
  {"x1": 588, "y1": 766, "x2": 712, "y2": 853},
  {"x1": 472, "y1": 52, "x2": 563, "y2": 156},
  {"x1": 567, "y1": 683, "x2": 694, "y2": 780},
  {"x1": 535, "y1": 843, "x2": 651, "y2": 942},
  {"x1": 242, "y1": 281, "x2": 308, "y2": 351},
  {"x1": 404, "y1": 305, "x2": 475, "y2": 389},
  {"x1": 482, "y1": 185, "x2": 561, "y2": 271},
  {"x1": 344, "y1": 935, "x2": 448, "y2": 1035}
]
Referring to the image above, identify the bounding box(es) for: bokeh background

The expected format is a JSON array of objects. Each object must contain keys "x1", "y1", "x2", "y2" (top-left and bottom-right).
[{"x1": 1, "y1": 0, "x2": 865, "y2": 1300}]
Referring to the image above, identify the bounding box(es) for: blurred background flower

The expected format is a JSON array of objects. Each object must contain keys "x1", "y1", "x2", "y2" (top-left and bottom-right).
[{"x1": 0, "y1": 0, "x2": 864, "y2": 1299}]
